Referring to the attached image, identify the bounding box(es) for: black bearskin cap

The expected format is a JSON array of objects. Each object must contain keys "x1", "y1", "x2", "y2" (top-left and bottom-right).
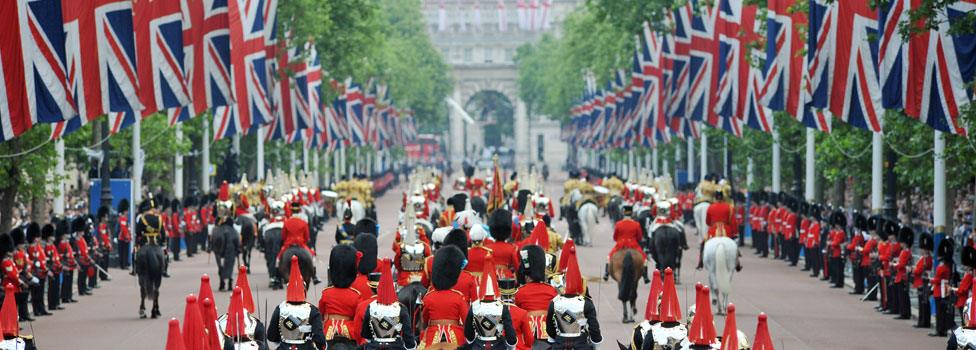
[
  {"x1": 799, "y1": 202, "x2": 809, "y2": 217},
  {"x1": 25, "y1": 222, "x2": 41, "y2": 243},
  {"x1": 448, "y1": 193, "x2": 468, "y2": 213},
  {"x1": 97, "y1": 205, "x2": 110, "y2": 220},
  {"x1": 9, "y1": 227, "x2": 25, "y2": 246},
  {"x1": 431, "y1": 246, "x2": 465, "y2": 290},
  {"x1": 938, "y1": 238, "x2": 955, "y2": 263},
  {"x1": 170, "y1": 199, "x2": 181, "y2": 211},
  {"x1": 463, "y1": 164, "x2": 475, "y2": 178},
  {"x1": 919, "y1": 233, "x2": 934, "y2": 251},
  {"x1": 768, "y1": 192, "x2": 779, "y2": 206},
  {"x1": 72, "y1": 216, "x2": 89, "y2": 233},
  {"x1": 54, "y1": 219, "x2": 68, "y2": 240},
  {"x1": 868, "y1": 215, "x2": 882, "y2": 232},
  {"x1": 517, "y1": 245, "x2": 547, "y2": 284},
  {"x1": 0, "y1": 234, "x2": 13, "y2": 256},
  {"x1": 898, "y1": 225, "x2": 914, "y2": 247},
  {"x1": 963, "y1": 245, "x2": 976, "y2": 269},
  {"x1": 328, "y1": 244, "x2": 359, "y2": 288},
  {"x1": 854, "y1": 212, "x2": 868, "y2": 231},
  {"x1": 510, "y1": 172, "x2": 518, "y2": 181},
  {"x1": 830, "y1": 210, "x2": 846, "y2": 227},
  {"x1": 489, "y1": 209, "x2": 513, "y2": 242},
  {"x1": 444, "y1": 228, "x2": 469, "y2": 257},
  {"x1": 883, "y1": 219, "x2": 899, "y2": 237},
  {"x1": 353, "y1": 234, "x2": 378, "y2": 274},
  {"x1": 355, "y1": 218, "x2": 378, "y2": 236},
  {"x1": 41, "y1": 224, "x2": 55, "y2": 240},
  {"x1": 117, "y1": 198, "x2": 130, "y2": 213}
]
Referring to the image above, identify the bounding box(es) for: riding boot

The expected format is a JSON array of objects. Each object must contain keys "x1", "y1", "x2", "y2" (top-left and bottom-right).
[
  {"x1": 696, "y1": 247, "x2": 704, "y2": 270},
  {"x1": 602, "y1": 263, "x2": 610, "y2": 281},
  {"x1": 219, "y1": 279, "x2": 226, "y2": 292},
  {"x1": 642, "y1": 264, "x2": 650, "y2": 284}
]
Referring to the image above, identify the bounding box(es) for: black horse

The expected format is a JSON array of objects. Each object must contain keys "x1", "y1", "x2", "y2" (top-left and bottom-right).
[
  {"x1": 135, "y1": 244, "x2": 165, "y2": 319},
  {"x1": 607, "y1": 196, "x2": 624, "y2": 223},
  {"x1": 650, "y1": 224, "x2": 686, "y2": 282},
  {"x1": 237, "y1": 215, "x2": 258, "y2": 272},
  {"x1": 261, "y1": 223, "x2": 284, "y2": 289},
  {"x1": 397, "y1": 282, "x2": 426, "y2": 337},
  {"x1": 278, "y1": 245, "x2": 315, "y2": 288},
  {"x1": 210, "y1": 223, "x2": 240, "y2": 291}
]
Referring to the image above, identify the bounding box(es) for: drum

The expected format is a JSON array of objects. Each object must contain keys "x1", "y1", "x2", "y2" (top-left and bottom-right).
[{"x1": 321, "y1": 190, "x2": 338, "y2": 200}]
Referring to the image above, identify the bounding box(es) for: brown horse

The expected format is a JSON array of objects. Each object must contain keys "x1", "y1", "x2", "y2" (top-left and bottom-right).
[{"x1": 610, "y1": 248, "x2": 645, "y2": 323}]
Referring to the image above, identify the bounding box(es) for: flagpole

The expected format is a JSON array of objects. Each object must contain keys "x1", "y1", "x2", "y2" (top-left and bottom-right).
[
  {"x1": 805, "y1": 129, "x2": 815, "y2": 201},
  {"x1": 303, "y1": 145, "x2": 309, "y2": 175},
  {"x1": 747, "y1": 157, "x2": 754, "y2": 190},
  {"x1": 652, "y1": 147, "x2": 658, "y2": 175},
  {"x1": 772, "y1": 129, "x2": 781, "y2": 194},
  {"x1": 366, "y1": 150, "x2": 372, "y2": 177},
  {"x1": 290, "y1": 147, "x2": 297, "y2": 177},
  {"x1": 314, "y1": 150, "x2": 321, "y2": 188},
  {"x1": 871, "y1": 132, "x2": 883, "y2": 213},
  {"x1": 687, "y1": 137, "x2": 695, "y2": 183},
  {"x1": 133, "y1": 117, "x2": 143, "y2": 209},
  {"x1": 722, "y1": 135, "x2": 729, "y2": 179},
  {"x1": 627, "y1": 150, "x2": 634, "y2": 179},
  {"x1": 202, "y1": 116, "x2": 211, "y2": 194},
  {"x1": 934, "y1": 130, "x2": 946, "y2": 238},
  {"x1": 175, "y1": 124, "x2": 184, "y2": 199},
  {"x1": 699, "y1": 131, "x2": 707, "y2": 181},
  {"x1": 332, "y1": 151, "x2": 339, "y2": 184},
  {"x1": 54, "y1": 139, "x2": 65, "y2": 216},
  {"x1": 674, "y1": 144, "x2": 680, "y2": 181},
  {"x1": 257, "y1": 126, "x2": 265, "y2": 180}
]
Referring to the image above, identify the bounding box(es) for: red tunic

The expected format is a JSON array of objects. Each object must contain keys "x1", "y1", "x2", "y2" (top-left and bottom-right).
[
  {"x1": 118, "y1": 216, "x2": 131, "y2": 241},
  {"x1": 168, "y1": 214, "x2": 181, "y2": 238},
  {"x1": 933, "y1": 264, "x2": 952, "y2": 298},
  {"x1": 957, "y1": 272, "x2": 973, "y2": 308},
  {"x1": 860, "y1": 239, "x2": 877, "y2": 267},
  {"x1": 894, "y1": 248, "x2": 911, "y2": 283},
  {"x1": 912, "y1": 256, "x2": 933, "y2": 289},
  {"x1": 488, "y1": 241, "x2": 519, "y2": 278},
  {"x1": 508, "y1": 303, "x2": 534, "y2": 350},
  {"x1": 278, "y1": 217, "x2": 313, "y2": 259},
  {"x1": 318, "y1": 286, "x2": 361, "y2": 341},
  {"x1": 783, "y1": 212, "x2": 796, "y2": 240},
  {"x1": 98, "y1": 223, "x2": 112, "y2": 252},
  {"x1": 767, "y1": 208, "x2": 780, "y2": 235},
  {"x1": 609, "y1": 218, "x2": 646, "y2": 260},
  {"x1": 828, "y1": 229, "x2": 845, "y2": 258},
  {"x1": 1, "y1": 259, "x2": 19, "y2": 292},
  {"x1": 28, "y1": 245, "x2": 46, "y2": 277},
  {"x1": 235, "y1": 194, "x2": 250, "y2": 217},
  {"x1": 465, "y1": 245, "x2": 493, "y2": 277},
  {"x1": 514, "y1": 282, "x2": 558, "y2": 342},
  {"x1": 13, "y1": 249, "x2": 30, "y2": 276},
  {"x1": 393, "y1": 242, "x2": 431, "y2": 287},
  {"x1": 846, "y1": 234, "x2": 864, "y2": 262},
  {"x1": 58, "y1": 241, "x2": 76, "y2": 271},
  {"x1": 705, "y1": 202, "x2": 737, "y2": 239},
  {"x1": 455, "y1": 271, "x2": 479, "y2": 302},
  {"x1": 44, "y1": 243, "x2": 61, "y2": 273},
  {"x1": 806, "y1": 222, "x2": 822, "y2": 249},
  {"x1": 350, "y1": 274, "x2": 375, "y2": 301},
  {"x1": 420, "y1": 289, "x2": 468, "y2": 348}
]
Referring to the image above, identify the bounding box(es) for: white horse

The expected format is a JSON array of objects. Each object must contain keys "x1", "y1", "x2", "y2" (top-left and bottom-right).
[
  {"x1": 336, "y1": 199, "x2": 366, "y2": 223},
  {"x1": 578, "y1": 202, "x2": 599, "y2": 246},
  {"x1": 693, "y1": 201, "x2": 710, "y2": 237},
  {"x1": 703, "y1": 236, "x2": 737, "y2": 315}
]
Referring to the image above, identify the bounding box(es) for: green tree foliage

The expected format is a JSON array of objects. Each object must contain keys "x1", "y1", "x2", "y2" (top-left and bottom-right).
[{"x1": 0, "y1": 125, "x2": 58, "y2": 231}]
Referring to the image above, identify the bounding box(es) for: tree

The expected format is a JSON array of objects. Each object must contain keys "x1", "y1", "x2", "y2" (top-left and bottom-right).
[{"x1": 0, "y1": 125, "x2": 58, "y2": 232}]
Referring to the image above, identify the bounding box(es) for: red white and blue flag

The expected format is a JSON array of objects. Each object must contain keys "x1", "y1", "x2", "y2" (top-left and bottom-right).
[
  {"x1": 667, "y1": 5, "x2": 692, "y2": 121},
  {"x1": 688, "y1": 0, "x2": 718, "y2": 125},
  {"x1": 760, "y1": 0, "x2": 806, "y2": 117},
  {"x1": 828, "y1": 1, "x2": 883, "y2": 132},
  {"x1": 176, "y1": 0, "x2": 231, "y2": 123},
  {"x1": 213, "y1": 0, "x2": 271, "y2": 140},
  {"x1": 344, "y1": 79, "x2": 365, "y2": 145}
]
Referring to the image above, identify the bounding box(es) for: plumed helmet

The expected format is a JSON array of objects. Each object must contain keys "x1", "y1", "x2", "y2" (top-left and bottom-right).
[
  {"x1": 430, "y1": 227, "x2": 452, "y2": 248},
  {"x1": 831, "y1": 210, "x2": 846, "y2": 228},
  {"x1": 963, "y1": 245, "x2": 976, "y2": 269},
  {"x1": 354, "y1": 218, "x2": 378, "y2": 236},
  {"x1": 939, "y1": 238, "x2": 955, "y2": 263},
  {"x1": 517, "y1": 245, "x2": 547, "y2": 284},
  {"x1": 431, "y1": 246, "x2": 465, "y2": 290},
  {"x1": 97, "y1": 205, "x2": 110, "y2": 220},
  {"x1": 41, "y1": 224, "x2": 55, "y2": 240},
  {"x1": 9, "y1": 228, "x2": 24, "y2": 246},
  {"x1": 353, "y1": 234, "x2": 378, "y2": 275},
  {"x1": 71, "y1": 216, "x2": 89, "y2": 233},
  {"x1": 117, "y1": 198, "x2": 130, "y2": 213},
  {"x1": 469, "y1": 224, "x2": 490, "y2": 242},
  {"x1": 139, "y1": 193, "x2": 157, "y2": 214},
  {"x1": 25, "y1": 222, "x2": 40, "y2": 243},
  {"x1": 443, "y1": 229, "x2": 469, "y2": 257},
  {"x1": 328, "y1": 245, "x2": 359, "y2": 288},
  {"x1": 898, "y1": 225, "x2": 915, "y2": 247},
  {"x1": 488, "y1": 209, "x2": 513, "y2": 242},
  {"x1": 918, "y1": 233, "x2": 934, "y2": 251},
  {"x1": 0, "y1": 234, "x2": 12, "y2": 256}
]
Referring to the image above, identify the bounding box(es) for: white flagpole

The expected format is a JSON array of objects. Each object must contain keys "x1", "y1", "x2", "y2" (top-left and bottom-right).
[
  {"x1": 871, "y1": 131, "x2": 883, "y2": 213},
  {"x1": 133, "y1": 117, "x2": 143, "y2": 208},
  {"x1": 257, "y1": 126, "x2": 265, "y2": 180},
  {"x1": 804, "y1": 129, "x2": 815, "y2": 201},
  {"x1": 54, "y1": 139, "x2": 65, "y2": 215},
  {"x1": 687, "y1": 137, "x2": 695, "y2": 182},
  {"x1": 202, "y1": 115, "x2": 211, "y2": 193},
  {"x1": 772, "y1": 129, "x2": 781, "y2": 193},
  {"x1": 303, "y1": 145, "x2": 309, "y2": 175},
  {"x1": 175, "y1": 124, "x2": 184, "y2": 199},
  {"x1": 699, "y1": 132, "x2": 707, "y2": 181},
  {"x1": 934, "y1": 130, "x2": 946, "y2": 236}
]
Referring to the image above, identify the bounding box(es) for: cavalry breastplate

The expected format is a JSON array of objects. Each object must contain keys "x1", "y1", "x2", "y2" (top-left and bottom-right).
[
  {"x1": 649, "y1": 322, "x2": 688, "y2": 349},
  {"x1": 277, "y1": 302, "x2": 313, "y2": 344},
  {"x1": 0, "y1": 337, "x2": 25, "y2": 350},
  {"x1": 368, "y1": 301, "x2": 402, "y2": 343},
  {"x1": 471, "y1": 301, "x2": 504, "y2": 341},
  {"x1": 399, "y1": 243, "x2": 426, "y2": 273},
  {"x1": 552, "y1": 296, "x2": 586, "y2": 337},
  {"x1": 955, "y1": 328, "x2": 976, "y2": 349}
]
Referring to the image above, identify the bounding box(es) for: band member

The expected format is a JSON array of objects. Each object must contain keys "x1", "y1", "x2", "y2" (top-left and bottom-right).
[
  {"x1": 42, "y1": 223, "x2": 62, "y2": 311},
  {"x1": 466, "y1": 224, "x2": 494, "y2": 279},
  {"x1": 117, "y1": 199, "x2": 132, "y2": 270},
  {"x1": 268, "y1": 257, "x2": 328, "y2": 350},
  {"x1": 514, "y1": 245, "x2": 558, "y2": 348},
  {"x1": 335, "y1": 209, "x2": 357, "y2": 245},
  {"x1": 352, "y1": 234, "x2": 379, "y2": 299},
  {"x1": 546, "y1": 246, "x2": 601, "y2": 349},
  {"x1": 419, "y1": 246, "x2": 469, "y2": 349},
  {"x1": 213, "y1": 183, "x2": 241, "y2": 291},
  {"x1": 464, "y1": 264, "x2": 518, "y2": 349},
  {"x1": 932, "y1": 238, "x2": 955, "y2": 337},
  {"x1": 218, "y1": 286, "x2": 270, "y2": 350},
  {"x1": 25, "y1": 223, "x2": 49, "y2": 317},
  {"x1": 319, "y1": 246, "x2": 360, "y2": 347},
  {"x1": 360, "y1": 263, "x2": 416, "y2": 350},
  {"x1": 914, "y1": 232, "x2": 934, "y2": 328},
  {"x1": 0, "y1": 283, "x2": 36, "y2": 350},
  {"x1": 892, "y1": 225, "x2": 914, "y2": 320}
]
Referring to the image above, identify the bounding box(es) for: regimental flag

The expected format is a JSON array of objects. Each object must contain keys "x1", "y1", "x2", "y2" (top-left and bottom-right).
[
  {"x1": 761, "y1": 0, "x2": 806, "y2": 116},
  {"x1": 213, "y1": 0, "x2": 270, "y2": 140},
  {"x1": 2, "y1": 0, "x2": 75, "y2": 141},
  {"x1": 668, "y1": 3, "x2": 692, "y2": 120},
  {"x1": 179, "y1": 0, "x2": 231, "y2": 118},
  {"x1": 58, "y1": 0, "x2": 142, "y2": 135},
  {"x1": 827, "y1": 1, "x2": 883, "y2": 132},
  {"x1": 688, "y1": 0, "x2": 719, "y2": 126}
]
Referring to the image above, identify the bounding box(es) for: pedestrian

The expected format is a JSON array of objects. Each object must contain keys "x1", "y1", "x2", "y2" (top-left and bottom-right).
[{"x1": 914, "y1": 232, "x2": 934, "y2": 328}]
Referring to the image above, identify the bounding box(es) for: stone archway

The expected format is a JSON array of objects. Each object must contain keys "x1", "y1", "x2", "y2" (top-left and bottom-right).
[{"x1": 464, "y1": 90, "x2": 514, "y2": 150}]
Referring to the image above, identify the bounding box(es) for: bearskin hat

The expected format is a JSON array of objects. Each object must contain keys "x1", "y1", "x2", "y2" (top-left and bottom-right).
[
  {"x1": 443, "y1": 228, "x2": 469, "y2": 257},
  {"x1": 854, "y1": 212, "x2": 868, "y2": 231},
  {"x1": 868, "y1": 215, "x2": 882, "y2": 233},
  {"x1": 515, "y1": 190, "x2": 532, "y2": 213},
  {"x1": 41, "y1": 224, "x2": 55, "y2": 240},
  {"x1": 25, "y1": 222, "x2": 40, "y2": 243},
  {"x1": 355, "y1": 218, "x2": 378, "y2": 236},
  {"x1": 799, "y1": 202, "x2": 809, "y2": 217},
  {"x1": 768, "y1": 192, "x2": 779, "y2": 206},
  {"x1": 881, "y1": 219, "x2": 898, "y2": 238},
  {"x1": 488, "y1": 209, "x2": 513, "y2": 242},
  {"x1": 71, "y1": 216, "x2": 89, "y2": 233},
  {"x1": 517, "y1": 245, "x2": 547, "y2": 285},
  {"x1": 9, "y1": 228, "x2": 24, "y2": 246},
  {"x1": 448, "y1": 193, "x2": 468, "y2": 213},
  {"x1": 918, "y1": 233, "x2": 934, "y2": 251},
  {"x1": 170, "y1": 199, "x2": 181, "y2": 212},
  {"x1": 54, "y1": 219, "x2": 68, "y2": 241},
  {"x1": 328, "y1": 245, "x2": 358, "y2": 288},
  {"x1": 117, "y1": 198, "x2": 130, "y2": 213},
  {"x1": 353, "y1": 234, "x2": 378, "y2": 275},
  {"x1": 898, "y1": 225, "x2": 914, "y2": 247},
  {"x1": 97, "y1": 205, "x2": 110, "y2": 220},
  {"x1": 463, "y1": 164, "x2": 475, "y2": 178},
  {"x1": 0, "y1": 234, "x2": 12, "y2": 256},
  {"x1": 830, "y1": 210, "x2": 846, "y2": 228},
  {"x1": 431, "y1": 246, "x2": 465, "y2": 291},
  {"x1": 939, "y1": 238, "x2": 955, "y2": 263},
  {"x1": 963, "y1": 245, "x2": 976, "y2": 269}
]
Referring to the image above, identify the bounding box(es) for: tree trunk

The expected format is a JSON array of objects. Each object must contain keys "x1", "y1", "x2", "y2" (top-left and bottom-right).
[
  {"x1": 30, "y1": 196, "x2": 45, "y2": 223},
  {"x1": 852, "y1": 176, "x2": 865, "y2": 212},
  {"x1": 815, "y1": 169, "x2": 826, "y2": 203},
  {"x1": 831, "y1": 176, "x2": 846, "y2": 208}
]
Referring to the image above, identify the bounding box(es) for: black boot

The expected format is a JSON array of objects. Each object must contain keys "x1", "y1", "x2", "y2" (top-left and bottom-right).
[
  {"x1": 219, "y1": 279, "x2": 226, "y2": 292},
  {"x1": 642, "y1": 265, "x2": 650, "y2": 284},
  {"x1": 603, "y1": 263, "x2": 610, "y2": 281}
]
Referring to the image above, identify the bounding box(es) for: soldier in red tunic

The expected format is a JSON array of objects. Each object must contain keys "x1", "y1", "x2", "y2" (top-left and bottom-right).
[
  {"x1": 914, "y1": 232, "x2": 934, "y2": 328},
  {"x1": 41, "y1": 223, "x2": 62, "y2": 311},
  {"x1": 57, "y1": 222, "x2": 78, "y2": 304},
  {"x1": 95, "y1": 206, "x2": 113, "y2": 282},
  {"x1": 117, "y1": 199, "x2": 132, "y2": 270},
  {"x1": 499, "y1": 277, "x2": 533, "y2": 350},
  {"x1": 0, "y1": 232, "x2": 25, "y2": 322},
  {"x1": 278, "y1": 201, "x2": 315, "y2": 260},
  {"x1": 546, "y1": 245, "x2": 601, "y2": 349},
  {"x1": 352, "y1": 234, "x2": 379, "y2": 300},
  {"x1": 441, "y1": 229, "x2": 479, "y2": 302},
  {"x1": 359, "y1": 263, "x2": 416, "y2": 350},
  {"x1": 319, "y1": 245, "x2": 361, "y2": 347},
  {"x1": 932, "y1": 238, "x2": 955, "y2": 337},
  {"x1": 827, "y1": 210, "x2": 847, "y2": 288},
  {"x1": 862, "y1": 216, "x2": 881, "y2": 301},
  {"x1": 419, "y1": 246, "x2": 469, "y2": 349},
  {"x1": 487, "y1": 209, "x2": 519, "y2": 279},
  {"x1": 956, "y1": 246, "x2": 976, "y2": 318},
  {"x1": 806, "y1": 207, "x2": 824, "y2": 278},
  {"x1": 514, "y1": 245, "x2": 557, "y2": 348},
  {"x1": 25, "y1": 223, "x2": 49, "y2": 317},
  {"x1": 698, "y1": 191, "x2": 739, "y2": 271},
  {"x1": 466, "y1": 224, "x2": 494, "y2": 279},
  {"x1": 606, "y1": 205, "x2": 648, "y2": 282},
  {"x1": 892, "y1": 225, "x2": 914, "y2": 320},
  {"x1": 847, "y1": 213, "x2": 867, "y2": 291}
]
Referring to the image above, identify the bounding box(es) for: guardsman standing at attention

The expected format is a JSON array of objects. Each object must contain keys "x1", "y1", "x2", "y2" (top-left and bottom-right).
[
  {"x1": 914, "y1": 232, "x2": 934, "y2": 329},
  {"x1": 827, "y1": 211, "x2": 846, "y2": 288},
  {"x1": 892, "y1": 225, "x2": 914, "y2": 320},
  {"x1": 117, "y1": 199, "x2": 132, "y2": 270},
  {"x1": 10, "y1": 227, "x2": 34, "y2": 321},
  {"x1": 932, "y1": 238, "x2": 955, "y2": 337},
  {"x1": 42, "y1": 223, "x2": 62, "y2": 311},
  {"x1": 57, "y1": 223, "x2": 77, "y2": 304},
  {"x1": 956, "y1": 246, "x2": 976, "y2": 325},
  {"x1": 25, "y1": 223, "x2": 49, "y2": 317},
  {"x1": 267, "y1": 256, "x2": 327, "y2": 350}
]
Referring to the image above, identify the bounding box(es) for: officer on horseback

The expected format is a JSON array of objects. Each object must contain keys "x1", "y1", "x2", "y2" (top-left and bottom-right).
[
  {"x1": 212, "y1": 182, "x2": 242, "y2": 291},
  {"x1": 605, "y1": 205, "x2": 650, "y2": 283},
  {"x1": 268, "y1": 256, "x2": 327, "y2": 350},
  {"x1": 393, "y1": 210, "x2": 430, "y2": 287},
  {"x1": 335, "y1": 209, "x2": 356, "y2": 245},
  {"x1": 697, "y1": 190, "x2": 740, "y2": 272}
]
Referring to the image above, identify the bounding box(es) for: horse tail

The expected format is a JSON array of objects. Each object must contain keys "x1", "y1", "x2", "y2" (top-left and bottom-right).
[
  {"x1": 618, "y1": 251, "x2": 637, "y2": 302},
  {"x1": 715, "y1": 241, "x2": 732, "y2": 297}
]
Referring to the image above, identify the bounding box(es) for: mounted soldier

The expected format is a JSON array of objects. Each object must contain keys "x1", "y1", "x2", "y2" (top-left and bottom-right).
[
  {"x1": 212, "y1": 182, "x2": 242, "y2": 291},
  {"x1": 267, "y1": 257, "x2": 327, "y2": 350},
  {"x1": 545, "y1": 246, "x2": 601, "y2": 349},
  {"x1": 463, "y1": 264, "x2": 518, "y2": 350},
  {"x1": 360, "y1": 264, "x2": 416, "y2": 350},
  {"x1": 134, "y1": 194, "x2": 167, "y2": 319}
]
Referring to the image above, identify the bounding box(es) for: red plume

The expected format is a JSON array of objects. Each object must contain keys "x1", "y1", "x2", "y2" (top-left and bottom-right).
[
  {"x1": 286, "y1": 256, "x2": 306, "y2": 303},
  {"x1": 969, "y1": 285, "x2": 976, "y2": 329},
  {"x1": 201, "y1": 298, "x2": 221, "y2": 350},
  {"x1": 558, "y1": 239, "x2": 577, "y2": 272},
  {"x1": 376, "y1": 262, "x2": 397, "y2": 304},
  {"x1": 752, "y1": 313, "x2": 774, "y2": 350},
  {"x1": 198, "y1": 275, "x2": 217, "y2": 318},
  {"x1": 643, "y1": 269, "x2": 662, "y2": 321},
  {"x1": 658, "y1": 268, "x2": 682, "y2": 323},
  {"x1": 225, "y1": 287, "x2": 247, "y2": 338},
  {"x1": 165, "y1": 318, "x2": 186, "y2": 350},
  {"x1": 720, "y1": 304, "x2": 738, "y2": 350},
  {"x1": 479, "y1": 261, "x2": 500, "y2": 301},
  {"x1": 218, "y1": 181, "x2": 230, "y2": 202},
  {"x1": 236, "y1": 265, "x2": 255, "y2": 313},
  {"x1": 0, "y1": 284, "x2": 17, "y2": 337},
  {"x1": 688, "y1": 286, "x2": 717, "y2": 345},
  {"x1": 563, "y1": 246, "x2": 584, "y2": 296},
  {"x1": 527, "y1": 220, "x2": 549, "y2": 250},
  {"x1": 182, "y1": 295, "x2": 207, "y2": 350}
]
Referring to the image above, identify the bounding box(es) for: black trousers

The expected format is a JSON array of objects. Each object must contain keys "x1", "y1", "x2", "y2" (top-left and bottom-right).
[
  {"x1": 168, "y1": 237, "x2": 181, "y2": 261},
  {"x1": 896, "y1": 281, "x2": 911, "y2": 318},
  {"x1": 186, "y1": 233, "x2": 197, "y2": 257},
  {"x1": 60, "y1": 270, "x2": 74, "y2": 302},
  {"x1": 87, "y1": 263, "x2": 97, "y2": 289},
  {"x1": 98, "y1": 250, "x2": 110, "y2": 280},
  {"x1": 917, "y1": 286, "x2": 931, "y2": 327},
  {"x1": 829, "y1": 257, "x2": 844, "y2": 287},
  {"x1": 852, "y1": 264, "x2": 865, "y2": 293},
  {"x1": 935, "y1": 297, "x2": 953, "y2": 335},
  {"x1": 30, "y1": 278, "x2": 46, "y2": 315},
  {"x1": 789, "y1": 238, "x2": 801, "y2": 265},
  {"x1": 46, "y1": 274, "x2": 60, "y2": 309},
  {"x1": 866, "y1": 270, "x2": 879, "y2": 300},
  {"x1": 758, "y1": 231, "x2": 769, "y2": 257},
  {"x1": 118, "y1": 240, "x2": 131, "y2": 269},
  {"x1": 15, "y1": 291, "x2": 29, "y2": 320},
  {"x1": 77, "y1": 265, "x2": 89, "y2": 294}
]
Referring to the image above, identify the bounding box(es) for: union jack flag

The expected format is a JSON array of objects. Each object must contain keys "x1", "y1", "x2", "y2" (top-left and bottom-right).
[
  {"x1": 828, "y1": 1, "x2": 883, "y2": 132},
  {"x1": 328, "y1": 95, "x2": 350, "y2": 149},
  {"x1": 688, "y1": 0, "x2": 718, "y2": 125},
  {"x1": 760, "y1": 0, "x2": 806, "y2": 115},
  {"x1": 344, "y1": 80, "x2": 366, "y2": 145},
  {"x1": 712, "y1": 0, "x2": 757, "y2": 137},
  {"x1": 668, "y1": 5, "x2": 692, "y2": 120},
  {"x1": 794, "y1": 0, "x2": 835, "y2": 132},
  {"x1": 181, "y1": 0, "x2": 231, "y2": 117},
  {"x1": 2, "y1": 0, "x2": 75, "y2": 141},
  {"x1": 214, "y1": 0, "x2": 271, "y2": 140},
  {"x1": 305, "y1": 42, "x2": 323, "y2": 133}
]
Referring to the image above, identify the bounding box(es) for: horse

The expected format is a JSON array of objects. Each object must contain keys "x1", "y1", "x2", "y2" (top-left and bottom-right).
[
  {"x1": 336, "y1": 199, "x2": 366, "y2": 224},
  {"x1": 577, "y1": 201, "x2": 599, "y2": 246},
  {"x1": 210, "y1": 224, "x2": 240, "y2": 290},
  {"x1": 278, "y1": 245, "x2": 315, "y2": 289},
  {"x1": 649, "y1": 222, "x2": 685, "y2": 283},
  {"x1": 397, "y1": 281, "x2": 427, "y2": 337},
  {"x1": 607, "y1": 196, "x2": 624, "y2": 223},
  {"x1": 703, "y1": 236, "x2": 737, "y2": 315},
  {"x1": 261, "y1": 222, "x2": 284, "y2": 289},
  {"x1": 134, "y1": 244, "x2": 165, "y2": 319},
  {"x1": 609, "y1": 249, "x2": 644, "y2": 323},
  {"x1": 693, "y1": 201, "x2": 710, "y2": 237},
  {"x1": 236, "y1": 215, "x2": 258, "y2": 272}
]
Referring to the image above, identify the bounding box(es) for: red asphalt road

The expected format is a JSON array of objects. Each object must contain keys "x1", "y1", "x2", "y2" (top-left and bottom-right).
[{"x1": 27, "y1": 174, "x2": 944, "y2": 349}]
